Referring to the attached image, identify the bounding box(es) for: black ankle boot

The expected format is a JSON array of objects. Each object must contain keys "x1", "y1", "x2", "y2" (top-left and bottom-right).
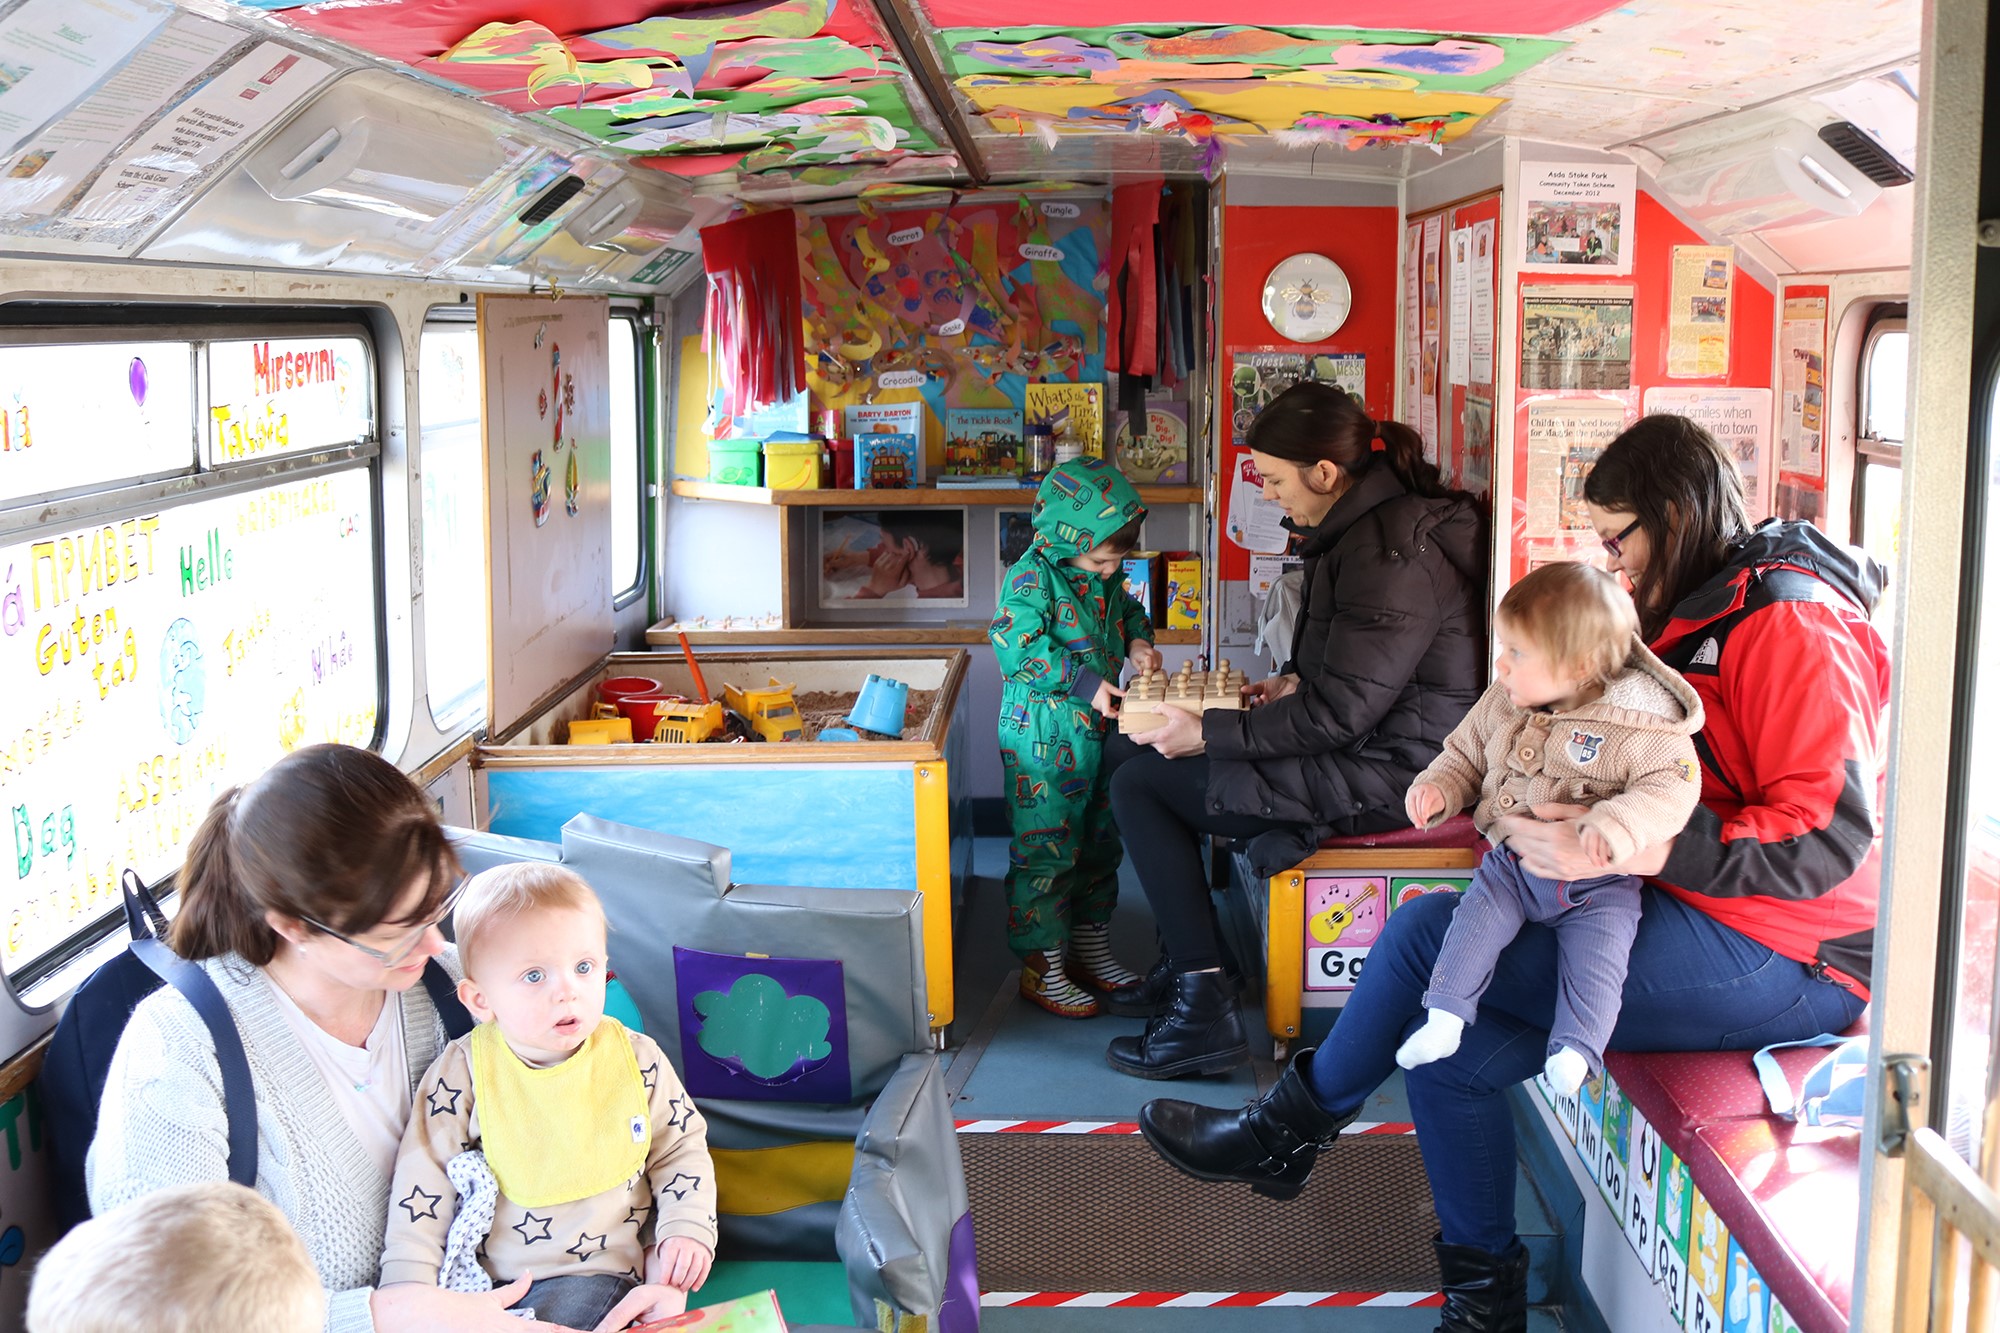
[
  {"x1": 1104, "y1": 969, "x2": 1249, "y2": 1079},
  {"x1": 1136, "y1": 1047, "x2": 1351, "y2": 1199},
  {"x1": 1096, "y1": 954, "x2": 1170, "y2": 1017},
  {"x1": 1433, "y1": 1233, "x2": 1529, "y2": 1333}
]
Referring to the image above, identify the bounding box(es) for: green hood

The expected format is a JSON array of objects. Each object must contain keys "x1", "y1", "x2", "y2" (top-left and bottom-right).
[{"x1": 1031, "y1": 457, "x2": 1147, "y2": 556}]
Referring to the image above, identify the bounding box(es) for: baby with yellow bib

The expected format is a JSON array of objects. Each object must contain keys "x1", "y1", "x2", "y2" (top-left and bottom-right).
[{"x1": 379, "y1": 864, "x2": 716, "y2": 1331}]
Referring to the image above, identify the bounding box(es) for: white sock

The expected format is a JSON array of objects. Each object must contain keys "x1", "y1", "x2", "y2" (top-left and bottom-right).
[
  {"x1": 1545, "y1": 1046, "x2": 1591, "y2": 1097},
  {"x1": 1069, "y1": 922, "x2": 1142, "y2": 988},
  {"x1": 1396, "y1": 1009, "x2": 1465, "y2": 1069}
]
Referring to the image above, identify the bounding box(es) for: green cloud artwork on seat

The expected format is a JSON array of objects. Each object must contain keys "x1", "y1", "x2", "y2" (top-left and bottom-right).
[{"x1": 694, "y1": 973, "x2": 835, "y2": 1082}]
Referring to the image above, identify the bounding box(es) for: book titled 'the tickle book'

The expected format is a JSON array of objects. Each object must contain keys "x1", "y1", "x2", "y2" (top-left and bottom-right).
[{"x1": 942, "y1": 407, "x2": 1025, "y2": 482}]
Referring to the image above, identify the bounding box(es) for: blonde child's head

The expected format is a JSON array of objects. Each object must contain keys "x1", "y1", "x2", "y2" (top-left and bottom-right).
[
  {"x1": 28, "y1": 1182, "x2": 322, "y2": 1333},
  {"x1": 453, "y1": 862, "x2": 610, "y2": 1063},
  {"x1": 1495, "y1": 563, "x2": 1640, "y2": 697}
]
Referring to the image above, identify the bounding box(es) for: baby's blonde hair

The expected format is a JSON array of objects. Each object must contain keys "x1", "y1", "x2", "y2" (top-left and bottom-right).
[
  {"x1": 453, "y1": 861, "x2": 604, "y2": 978},
  {"x1": 1497, "y1": 562, "x2": 1641, "y2": 687},
  {"x1": 28, "y1": 1182, "x2": 321, "y2": 1333}
]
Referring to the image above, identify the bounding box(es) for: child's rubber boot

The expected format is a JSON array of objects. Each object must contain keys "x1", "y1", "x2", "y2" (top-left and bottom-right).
[
  {"x1": 1104, "y1": 969, "x2": 1248, "y2": 1078},
  {"x1": 1136, "y1": 1047, "x2": 1352, "y2": 1199},
  {"x1": 1020, "y1": 947, "x2": 1100, "y2": 1018},
  {"x1": 1067, "y1": 921, "x2": 1149, "y2": 1009}
]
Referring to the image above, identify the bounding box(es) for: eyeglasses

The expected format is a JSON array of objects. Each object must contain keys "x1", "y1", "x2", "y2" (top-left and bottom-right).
[
  {"x1": 1601, "y1": 518, "x2": 1643, "y2": 558},
  {"x1": 299, "y1": 879, "x2": 467, "y2": 967}
]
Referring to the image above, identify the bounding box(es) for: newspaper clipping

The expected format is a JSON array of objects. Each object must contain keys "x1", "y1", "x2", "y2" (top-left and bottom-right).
[
  {"x1": 1667, "y1": 245, "x2": 1734, "y2": 378},
  {"x1": 1521, "y1": 285, "x2": 1634, "y2": 390},
  {"x1": 1524, "y1": 399, "x2": 1629, "y2": 537}
]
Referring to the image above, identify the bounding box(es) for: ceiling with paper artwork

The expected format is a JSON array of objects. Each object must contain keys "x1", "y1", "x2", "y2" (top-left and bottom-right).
[{"x1": 268, "y1": 0, "x2": 955, "y2": 183}]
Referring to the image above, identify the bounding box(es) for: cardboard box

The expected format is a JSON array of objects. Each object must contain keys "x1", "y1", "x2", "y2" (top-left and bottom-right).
[
  {"x1": 1164, "y1": 551, "x2": 1202, "y2": 631},
  {"x1": 855, "y1": 432, "x2": 920, "y2": 489},
  {"x1": 1122, "y1": 550, "x2": 1161, "y2": 623}
]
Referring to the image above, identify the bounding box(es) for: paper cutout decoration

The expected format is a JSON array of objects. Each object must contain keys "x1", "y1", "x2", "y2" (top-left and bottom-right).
[
  {"x1": 673, "y1": 946, "x2": 850, "y2": 1104},
  {"x1": 529, "y1": 449, "x2": 551, "y2": 526},
  {"x1": 952, "y1": 35, "x2": 1121, "y2": 74},
  {"x1": 922, "y1": 0, "x2": 1614, "y2": 34},
  {"x1": 588, "y1": 0, "x2": 832, "y2": 55},
  {"x1": 431, "y1": 20, "x2": 662, "y2": 105}
]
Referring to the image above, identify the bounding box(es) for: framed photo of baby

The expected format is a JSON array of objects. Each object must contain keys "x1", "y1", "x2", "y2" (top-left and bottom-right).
[{"x1": 816, "y1": 507, "x2": 970, "y2": 610}]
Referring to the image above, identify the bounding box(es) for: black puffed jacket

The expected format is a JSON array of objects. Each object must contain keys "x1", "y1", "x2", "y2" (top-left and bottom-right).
[{"x1": 1201, "y1": 461, "x2": 1486, "y2": 829}]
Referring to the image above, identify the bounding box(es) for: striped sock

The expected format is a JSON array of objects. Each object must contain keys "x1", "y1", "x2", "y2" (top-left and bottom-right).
[
  {"x1": 1069, "y1": 922, "x2": 1142, "y2": 990},
  {"x1": 1021, "y1": 948, "x2": 1098, "y2": 1017}
]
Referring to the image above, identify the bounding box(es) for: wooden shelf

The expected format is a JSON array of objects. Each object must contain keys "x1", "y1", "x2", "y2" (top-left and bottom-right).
[
  {"x1": 671, "y1": 478, "x2": 1204, "y2": 507},
  {"x1": 649, "y1": 621, "x2": 1200, "y2": 647}
]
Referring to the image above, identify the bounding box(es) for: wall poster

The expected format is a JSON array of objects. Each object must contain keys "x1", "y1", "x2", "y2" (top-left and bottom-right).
[
  {"x1": 1521, "y1": 286, "x2": 1634, "y2": 391},
  {"x1": 1519, "y1": 162, "x2": 1636, "y2": 275},
  {"x1": 1643, "y1": 387, "x2": 1773, "y2": 521},
  {"x1": 816, "y1": 507, "x2": 969, "y2": 610},
  {"x1": 1523, "y1": 398, "x2": 1630, "y2": 538},
  {"x1": 1666, "y1": 245, "x2": 1734, "y2": 378}
]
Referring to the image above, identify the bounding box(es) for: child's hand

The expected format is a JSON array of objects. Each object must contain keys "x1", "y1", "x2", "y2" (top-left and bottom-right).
[
  {"x1": 590, "y1": 1284, "x2": 687, "y2": 1332},
  {"x1": 1406, "y1": 783, "x2": 1448, "y2": 828},
  {"x1": 652, "y1": 1237, "x2": 714, "y2": 1293},
  {"x1": 1128, "y1": 639, "x2": 1164, "y2": 675},
  {"x1": 1578, "y1": 824, "x2": 1614, "y2": 868},
  {"x1": 1091, "y1": 678, "x2": 1126, "y2": 719},
  {"x1": 856, "y1": 540, "x2": 912, "y2": 598}
]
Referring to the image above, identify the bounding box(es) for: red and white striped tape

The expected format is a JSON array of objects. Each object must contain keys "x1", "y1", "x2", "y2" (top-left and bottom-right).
[
  {"x1": 953, "y1": 1118, "x2": 1416, "y2": 1135},
  {"x1": 981, "y1": 1291, "x2": 1447, "y2": 1309}
]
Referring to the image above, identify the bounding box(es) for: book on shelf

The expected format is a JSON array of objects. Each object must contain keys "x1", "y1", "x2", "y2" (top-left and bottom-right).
[
  {"x1": 1113, "y1": 397, "x2": 1192, "y2": 484},
  {"x1": 845, "y1": 402, "x2": 927, "y2": 480},
  {"x1": 855, "y1": 432, "x2": 920, "y2": 489},
  {"x1": 942, "y1": 407, "x2": 1024, "y2": 479},
  {"x1": 935, "y1": 475, "x2": 1033, "y2": 489},
  {"x1": 1024, "y1": 382, "x2": 1106, "y2": 456}
]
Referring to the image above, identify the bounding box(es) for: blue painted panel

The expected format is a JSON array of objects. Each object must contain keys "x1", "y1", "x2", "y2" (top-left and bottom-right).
[{"x1": 485, "y1": 765, "x2": 918, "y2": 891}]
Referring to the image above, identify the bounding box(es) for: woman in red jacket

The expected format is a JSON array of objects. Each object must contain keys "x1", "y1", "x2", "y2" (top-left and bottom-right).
[{"x1": 1137, "y1": 415, "x2": 1888, "y2": 1330}]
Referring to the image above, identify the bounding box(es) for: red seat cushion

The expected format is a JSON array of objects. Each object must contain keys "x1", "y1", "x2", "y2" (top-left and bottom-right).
[{"x1": 1318, "y1": 813, "x2": 1484, "y2": 850}]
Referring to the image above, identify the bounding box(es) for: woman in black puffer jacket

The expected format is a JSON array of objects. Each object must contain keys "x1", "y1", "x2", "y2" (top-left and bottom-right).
[{"x1": 1106, "y1": 381, "x2": 1485, "y2": 1080}]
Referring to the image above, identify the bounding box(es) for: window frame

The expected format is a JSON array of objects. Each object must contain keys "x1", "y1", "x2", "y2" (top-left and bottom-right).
[
  {"x1": 416, "y1": 308, "x2": 487, "y2": 736},
  {"x1": 609, "y1": 305, "x2": 651, "y2": 612},
  {"x1": 1852, "y1": 306, "x2": 1909, "y2": 542},
  {"x1": 0, "y1": 304, "x2": 390, "y2": 992}
]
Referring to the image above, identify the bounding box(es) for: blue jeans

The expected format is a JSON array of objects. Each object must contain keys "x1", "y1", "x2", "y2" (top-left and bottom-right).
[
  {"x1": 517, "y1": 1273, "x2": 635, "y2": 1330},
  {"x1": 1307, "y1": 887, "x2": 1867, "y2": 1253}
]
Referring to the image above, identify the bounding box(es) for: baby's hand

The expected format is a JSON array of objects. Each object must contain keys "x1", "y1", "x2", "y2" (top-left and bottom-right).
[
  {"x1": 1128, "y1": 639, "x2": 1164, "y2": 675},
  {"x1": 590, "y1": 1284, "x2": 686, "y2": 1332},
  {"x1": 1405, "y1": 782, "x2": 1447, "y2": 829},
  {"x1": 1578, "y1": 824, "x2": 1614, "y2": 868},
  {"x1": 653, "y1": 1237, "x2": 714, "y2": 1294},
  {"x1": 1091, "y1": 678, "x2": 1126, "y2": 719}
]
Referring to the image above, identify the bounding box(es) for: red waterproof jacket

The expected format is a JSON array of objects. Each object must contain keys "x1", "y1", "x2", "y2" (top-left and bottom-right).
[{"x1": 1650, "y1": 522, "x2": 1891, "y2": 999}]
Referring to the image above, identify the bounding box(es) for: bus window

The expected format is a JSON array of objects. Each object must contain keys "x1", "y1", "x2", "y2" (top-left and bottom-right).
[
  {"x1": 609, "y1": 313, "x2": 644, "y2": 607},
  {"x1": 1856, "y1": 314, "x2": 1908, "y2": 627},
  {"x1": 1943, "y1": 374, "x2": 2000, "y2": 1165},
  {"x1": 419, "y1": 319, "x2": 486, "y2": 731},
  {"x1": 0, "y1": 322, "x2": 383, "y2": 989}
]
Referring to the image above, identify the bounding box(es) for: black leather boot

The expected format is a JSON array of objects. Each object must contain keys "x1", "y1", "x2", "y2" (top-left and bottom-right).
[
  {"x1": 1095, "y1": 953, "x2": 1171, "y2": 1017},
  {"x1": 1104, "y1": 969, "x2": 1249, "y2": 1079},
  {"x1": 1433, "y1": 1233, "x2": 1530, "y2": 1333},
  {"x1": 1136, "y1": 1047, "x2": 1352, "y2": 1199}
]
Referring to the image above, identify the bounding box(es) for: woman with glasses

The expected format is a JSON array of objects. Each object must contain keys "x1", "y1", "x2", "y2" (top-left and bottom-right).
[
  {"x1": 88, "y1": 744, "x2": 557, "y2": 1333},
  {"x1": 1103, "y1": 381, "x2": 1485, "y2": 1079},
  {"x1": 1137, "y1": 414, "x2": 1888, "y2": 1330}
]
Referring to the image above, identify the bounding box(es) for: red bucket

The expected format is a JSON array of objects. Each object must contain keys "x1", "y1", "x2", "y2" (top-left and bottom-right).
[
  {"x1": 598, "y1": 675, "x2": 662, "y2": 708},
  {"x1": 616, "y1": 692, "x2": 686, "y2": 737}
]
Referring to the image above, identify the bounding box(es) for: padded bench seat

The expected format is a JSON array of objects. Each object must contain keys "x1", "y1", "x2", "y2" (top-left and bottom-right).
[{"x1": 1604, "y1": 1022, "x2": 1866, "y2": 1333}]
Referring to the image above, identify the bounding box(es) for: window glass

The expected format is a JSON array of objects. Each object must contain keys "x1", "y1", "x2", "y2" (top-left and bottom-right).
[
  {"x1": 419, "y1": 323, "x2": 487, "y2": 729},
  {"x1": 1944, "y1": 384, "x2": 2000, "y2": 1164},
  {"x1": 1865, "y1": 327, "x2": 1909, "y2": 443},
  {"x1": 0, "y1": 467, "x2": 379, "y2": 979},
  {"x1": 208, "y1": 336, "x2": 373, "y2": 464},
  {"x1": 609, "y1": 315, "x2": 642, "y2": 602},
  {"x1": 0, "y1": 341, "x2": 196, "y2": 502},
  {"x1": 1859, "y1": 460, "x2": 1901, "y2": 628}
]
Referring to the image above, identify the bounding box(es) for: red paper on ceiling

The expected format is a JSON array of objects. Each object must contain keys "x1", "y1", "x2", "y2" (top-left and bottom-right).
[
  {"x1": 280, "y1": 0, "x2": 889, "y2": 66},
  {"x1": 911, "y1": 0, "x2": 1615, "y2": 37}
]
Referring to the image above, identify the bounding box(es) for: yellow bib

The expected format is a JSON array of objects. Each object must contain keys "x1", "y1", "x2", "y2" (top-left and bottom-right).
[{"x1": 470, "y1": 1018, "x2": 650, "y2": 1208}]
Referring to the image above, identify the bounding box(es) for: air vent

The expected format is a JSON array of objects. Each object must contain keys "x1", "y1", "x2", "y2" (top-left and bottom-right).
[
  {"x1": 1816, "y1": 122, "x2": 1914, "y2": 187},
  {"x1": 518, "y1": 174, "x2": 587, "y2": 225}
]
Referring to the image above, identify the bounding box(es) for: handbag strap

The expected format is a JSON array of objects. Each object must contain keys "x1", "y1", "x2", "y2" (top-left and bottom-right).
[
  {"x1": 132, "y1": 938, "x2": 257, "y2": 1188},
  {"x1": 1753, "y1": 1033, "x2": 1862, "y2": 1122}
]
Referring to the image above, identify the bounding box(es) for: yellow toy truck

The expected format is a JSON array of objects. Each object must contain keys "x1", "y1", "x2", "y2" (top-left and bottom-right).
[{"x1": 722, "y1": 677, "x2": 805, "y2": 742}]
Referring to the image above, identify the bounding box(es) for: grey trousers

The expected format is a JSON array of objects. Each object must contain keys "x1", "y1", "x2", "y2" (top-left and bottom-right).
[{"x1": 1422, "y1": 844, "x2": 1642, "y2": 1071}]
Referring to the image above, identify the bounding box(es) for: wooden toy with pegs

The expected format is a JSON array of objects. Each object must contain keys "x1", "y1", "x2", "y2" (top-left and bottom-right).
[{"x1": 1119, "y1": 660, "x2": 1249, "y2": 734}]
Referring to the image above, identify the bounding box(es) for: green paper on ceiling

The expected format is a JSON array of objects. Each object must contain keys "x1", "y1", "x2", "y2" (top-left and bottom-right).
[
  {"x1": 941, "y1": 24, "x2": 1563, "y2": 94},
  {"x1": 440, "y1": 20, "x2": 665, "y2": 102},
  {"x1": 550, "y1": 76, "x2": 938, "y2": 153},
  {"x1": 589, "y1": 0, "x2": 831, "y2": 56},
  {"x1": 702, "y1": 35, "x2": 889, "y2": 85}
]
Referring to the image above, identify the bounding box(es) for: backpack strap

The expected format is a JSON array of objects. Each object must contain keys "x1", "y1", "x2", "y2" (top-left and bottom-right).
[
  {"x1": 422, "y1": 959, "x2": 475, "y2": 1040},
  {"x1": 120, "y1": 868, "x2": 169, "y2": 942},
  {"x1": 1754, "y1": 1033, "x2": 1867, "y2": 1125},
  {"x1": 131, "y1": 939, "x2": 258, "y2": 1188}
]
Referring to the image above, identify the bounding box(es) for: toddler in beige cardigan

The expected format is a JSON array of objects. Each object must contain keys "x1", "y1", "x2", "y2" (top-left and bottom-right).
[{"x1": 1397, "y1": 562, "x2": 1705, "y2": 1095}]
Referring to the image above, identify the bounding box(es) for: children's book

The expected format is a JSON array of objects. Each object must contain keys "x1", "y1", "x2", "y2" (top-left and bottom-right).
[
  {"x1": 845, "y1": 402, "x2": 927, "y2": 478},
  {"x1": 631, "y1": 1289, "x2": 787, "y2": 1331},
  {"x1": 856, "y1": 431, "x2": 919, "y2": 489},
  {"x1": 943, "y1": 407, "x2": 1024, "y2": 478},
  {"x1": 1112, "y1": 398, "x2": 1192, "y2": 484},
  {"x1": 1024, "y1": 382, "x2": 1105, "y2": 458}
]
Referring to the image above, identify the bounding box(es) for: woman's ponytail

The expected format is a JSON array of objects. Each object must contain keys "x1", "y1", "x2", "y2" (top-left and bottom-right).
[
  {"x1": 169, "y1": 786, "x2": 274, "y2": 962},
  {"x1": 1374, "y1": 419, "x2": 1450, "y2": 499}
]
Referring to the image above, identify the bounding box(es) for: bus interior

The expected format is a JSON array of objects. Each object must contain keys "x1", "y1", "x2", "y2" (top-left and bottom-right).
[{"x1": 0, "y1": 0, "x2": 1992, "y2": 1328}]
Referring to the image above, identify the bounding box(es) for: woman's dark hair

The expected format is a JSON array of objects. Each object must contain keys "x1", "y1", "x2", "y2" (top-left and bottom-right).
[
  {"x1": 1582, "y1": 414, "x2": 1749, "y2": 641},
  {"x1": 1244, "y1": 381, "x2": 1453, "y2": 501},
  {"x1": 171, "y1": 744, "x2": 459, "y2": 964}
]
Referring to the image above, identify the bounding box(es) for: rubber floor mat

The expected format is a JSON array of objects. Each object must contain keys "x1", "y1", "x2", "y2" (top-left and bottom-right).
[{"x1": 961, "y1": 1132, "x2": 1442, "y2": 1291}]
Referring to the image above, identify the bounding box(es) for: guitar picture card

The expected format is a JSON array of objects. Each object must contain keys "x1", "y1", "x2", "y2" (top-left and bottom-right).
[{"x1": 1303, "y1": 874, "x2": 1386, "y2": 993}]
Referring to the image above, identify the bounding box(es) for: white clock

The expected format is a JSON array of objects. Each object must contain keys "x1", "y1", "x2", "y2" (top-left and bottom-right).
[{"x1": 1261, "y1": 253, "x2": 1352, "y2": 342}]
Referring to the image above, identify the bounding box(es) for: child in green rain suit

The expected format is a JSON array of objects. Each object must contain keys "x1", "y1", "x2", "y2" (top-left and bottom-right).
[{"x1": 990, "y1": 457, "x2": 1163, "y2": 1018}]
